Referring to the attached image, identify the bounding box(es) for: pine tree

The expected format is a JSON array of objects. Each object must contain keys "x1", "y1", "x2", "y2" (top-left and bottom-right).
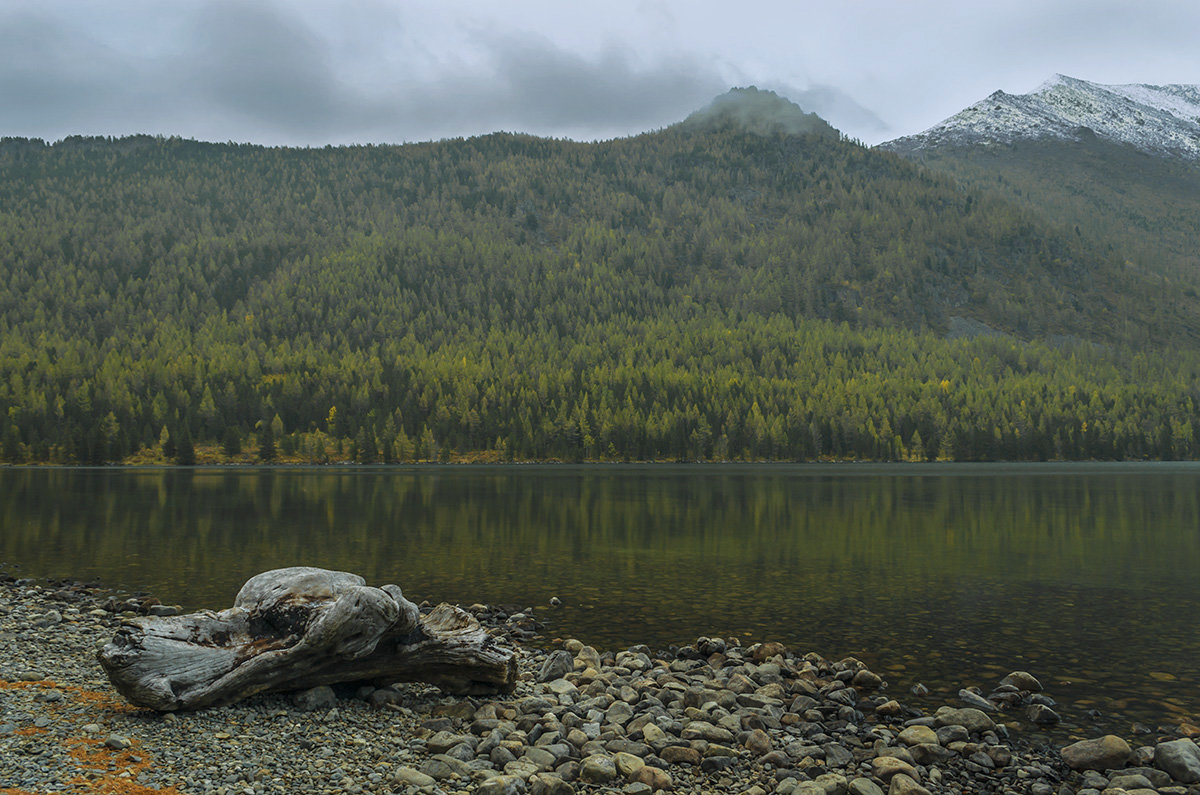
[
  {"x1": 257, "y1": 420, "x2": 276, "y2": 462},
  {"x1": 222, "y1": 427, "x2": 242, "y2": 457},
  {"x1": 175, "y1": 425, "x2": 196, "y2": 465}
]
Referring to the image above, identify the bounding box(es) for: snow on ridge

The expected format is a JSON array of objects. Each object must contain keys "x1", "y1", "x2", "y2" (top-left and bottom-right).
[
  {"x1": 882, "y1": 75, "x2": 1200, "y2": 160},
  {"x1": 1106, "y1": 82, "x2": 1200, "y2": 124}
]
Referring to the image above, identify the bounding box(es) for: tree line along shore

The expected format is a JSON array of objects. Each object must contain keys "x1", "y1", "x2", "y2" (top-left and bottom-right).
[{"x1": 3, "y1": 132, "x2": 1200, "y2": 467}]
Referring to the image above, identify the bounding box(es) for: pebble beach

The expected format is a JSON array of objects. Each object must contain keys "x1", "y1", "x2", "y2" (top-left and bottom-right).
[{"x1": 2, "y1": 573, "x2": 1199, "y2": 795}]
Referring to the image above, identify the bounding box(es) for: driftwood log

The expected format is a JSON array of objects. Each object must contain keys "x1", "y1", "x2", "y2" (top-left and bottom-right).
[{"x1": 98, "y1": 567, "x2": 518, "y2": 711}]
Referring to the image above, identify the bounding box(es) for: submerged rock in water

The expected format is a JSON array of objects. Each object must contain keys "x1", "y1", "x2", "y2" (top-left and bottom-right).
[
  {"x1": 1026, "y1": 703, "x2": 1061, "y2": 725},
  {"x1": 1000, "y1": 670, "x2": 1044, "y2": 692}
]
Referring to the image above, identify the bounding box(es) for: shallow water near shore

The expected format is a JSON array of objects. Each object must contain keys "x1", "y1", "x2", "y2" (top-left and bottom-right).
[{"x1": 2, "y1": 463, "x2": 1198, "y2": 735}]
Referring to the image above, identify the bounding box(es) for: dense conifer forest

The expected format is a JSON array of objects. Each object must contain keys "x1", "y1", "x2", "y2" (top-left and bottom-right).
[
  {"x1": 898, "y1": 137, "x2": 1200, "y2": 290},
  {"x1": 2, "y1": 102, "x2": 1199, "y2": 464}
]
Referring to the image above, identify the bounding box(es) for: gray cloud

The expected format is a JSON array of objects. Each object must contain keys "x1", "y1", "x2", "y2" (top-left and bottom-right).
[
  {"x1": 787, "y1": 85, "x2": 891, "y2": 140},
  {"x1": 182, "y1": 0, "x2": 353, "y2": 135},
  {"x1": 13, "y1": 0, "x2": 1193, "y2": 147},
  {"x1": 0, "y1": 9, "x2": 134, "y2": 130},
  {"x1": 0, "y1": 1, "x2": 763, "y2": 144},
  {"x1": 381, "y1": 35, "x2": 731, "y2": 140},
  {"x1": 0, "y1": 0, "x2": 893, "y2": 145}
]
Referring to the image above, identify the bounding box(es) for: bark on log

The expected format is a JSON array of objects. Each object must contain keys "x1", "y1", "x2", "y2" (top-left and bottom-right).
[{"x1": 97, "y1": 567, "x2": 518, "y2": 711}]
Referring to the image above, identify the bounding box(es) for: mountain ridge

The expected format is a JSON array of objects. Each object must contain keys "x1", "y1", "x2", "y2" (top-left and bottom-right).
[{"x1": 882, "y1": 74, "x2": 1200, "y2": 160}]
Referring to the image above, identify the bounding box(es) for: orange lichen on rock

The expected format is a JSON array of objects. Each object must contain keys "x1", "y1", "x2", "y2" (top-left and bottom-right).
[
  {"x1": 0, "y1": 679, "x2": 54, "y2": 689},
  {"x1": 0, "y1": 677, "x2": 140, "y2": 713},
  {"x1": 2, "y1": 679, "x2": 176, "y2": 794},
  {"x1": 64, "y1": 738, "x2": 181, "y2": 795}
]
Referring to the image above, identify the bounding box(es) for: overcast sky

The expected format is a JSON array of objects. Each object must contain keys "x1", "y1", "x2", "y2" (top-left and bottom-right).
[{"x1": 3, "y1": 0, "x2": 1198, "y2": 147}]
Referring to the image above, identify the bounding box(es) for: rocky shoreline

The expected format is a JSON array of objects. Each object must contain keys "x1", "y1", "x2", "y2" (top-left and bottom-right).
[{"x1": 1, "y1": 573, "x2": 1198, "y2": 795}]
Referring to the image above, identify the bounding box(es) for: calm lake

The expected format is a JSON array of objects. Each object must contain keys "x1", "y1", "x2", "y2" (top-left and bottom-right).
[{"x1": 2, "y1": 464, "x2": 1198, "y2": 735}]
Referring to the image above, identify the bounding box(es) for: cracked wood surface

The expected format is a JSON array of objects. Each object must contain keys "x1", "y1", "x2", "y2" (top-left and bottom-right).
[{"x1": 98, "y1": 567, "x2": 518, "y2": 711}]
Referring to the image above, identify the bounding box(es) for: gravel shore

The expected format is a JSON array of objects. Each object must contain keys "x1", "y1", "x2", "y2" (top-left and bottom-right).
[{"x1": 2, "y1": 573, "x2": 1199, "y2": 795}]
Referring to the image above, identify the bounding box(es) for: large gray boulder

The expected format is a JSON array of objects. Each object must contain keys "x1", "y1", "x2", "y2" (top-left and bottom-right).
[{"x1": 1154, "y1": 738, "x2": 1200, "y2": 783}]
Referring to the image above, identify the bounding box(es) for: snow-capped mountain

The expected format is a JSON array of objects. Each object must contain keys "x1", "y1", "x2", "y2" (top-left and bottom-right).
[{"x1": 883, "y1": 75, "x2": 1200, "y2": 160}]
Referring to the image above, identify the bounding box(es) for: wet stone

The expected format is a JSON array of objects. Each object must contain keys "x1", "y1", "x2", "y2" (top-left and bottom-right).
[
  {"x1": 580, "y1": 754, "x2": 618, "y2": 783},
  {"x1": 524, "y1": 747, "x2": 558, "y2": 770},
  {"x1": 887, "y1": 773, "x2": 931, "y2": 795},
  {"x1": 477, "y1": 774, "x2": 529, "y2": 795},
  {"x1": 613, "y1": 751, "x2": 644, "y2": 778},
  {"x1": 909, "y1": 743, "x2": 955, "y2": 765},
  {"x1": 897, "y1": 726, "x2": 939, "y2": 747},
  {"x1": 1062, "y1": 735, "x2": 1133, "y2": 772},
  {"x1": 1107, "y1": 773, "x2": 1154, "y2": 790},
  {"x1": 876, "y1": 700, "x2": 902, "y2": 717},
  {"x1": 681, "y1": 720, "x2": 734, "y2": 743},
  {"x1": 292, "y1": 685, "x2": 337, "y2": 711},
  {"x1": 934, "y1": 706, "x2": 996, "y2": 734},
  {"x1": 529, "y1": 773, "x2": 575, "y2": 795},
  {"x1": 1115, "y1": 766, "x2": 1172, "y2": 788},
  {"x1": 849, "y1": 778, "x2": 885, "y2": 795},
  {"x1": 956, "y1": 689, "x2": 998, "y2": 712},
  {"x1": 745, "y1": 727, "x2": 772, "y2": 755},
  {"x1": 872, "y1": 756, "x2": 919, "y2": 781},
  {"x1": 822, "y1": 742, "x2": 854, "y2": 768},
  {"x1": 779, "y1": 782, "x2": 827, "y2": 795},
  {"x1": 1154, "y1": 738, "x2": 1200, "y2": 783},
  {"x1": 935, "y1": 725, "x2": 969, "y2": 745},
  {"x1": 426, "y1": 730, "x2": 468, "y2": 754},
  {"x1": 421, "y1": 754, "x2": 472, "y2": 780},
  {"x1": 699, "y1": 754, "x2": 736, "y2": 773},
  {"x1": 393, "y1": 766, "x2": 437, "y2": 787},
  {"x1": 537, "y1": 650, "x2": 573, "y2": 684},
  {"x1": 1026, "y1": 703, "x2": 1061, "y2": 725},
  {"x1": 630, "y1": 764, "x2": 672, "y2": 791},
  {"x1": 1000, "y1": 671, "x2": 1044, "y2": 692}
]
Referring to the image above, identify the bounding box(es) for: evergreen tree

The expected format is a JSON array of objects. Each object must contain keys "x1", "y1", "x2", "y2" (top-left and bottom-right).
[
  {"x1": 175, "y1": 425, "x2": 196, "y2": 465},
  {"x1": 257, "y1": 420, "x2": 276, "y2": 462},
  {"x1": 221, "y1": 427, "x2": 242, "y2": 457}
]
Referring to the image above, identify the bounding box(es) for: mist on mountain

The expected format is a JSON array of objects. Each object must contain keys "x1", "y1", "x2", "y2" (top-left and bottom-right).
[{"x1": 678, "y1": 86, "x2": 839, "y2": 138}]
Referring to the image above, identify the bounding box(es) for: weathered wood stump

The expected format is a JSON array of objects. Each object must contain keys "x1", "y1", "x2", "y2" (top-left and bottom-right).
[{"x1": 98, "y1": 567, "x2": 518, "y2": 711}]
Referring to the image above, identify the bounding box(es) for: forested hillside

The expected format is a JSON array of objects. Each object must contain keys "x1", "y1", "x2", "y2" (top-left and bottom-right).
[
  {"x1": 893, "y1": 137, "x2": 1200, "y2": 289},
  {"x1": 2, "y1": 104, "x2": 1199, "y2": 464}
]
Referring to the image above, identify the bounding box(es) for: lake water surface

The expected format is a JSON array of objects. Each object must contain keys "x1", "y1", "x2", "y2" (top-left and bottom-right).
[{"x1": 2, "y1": 464, "x2": 1197, "y2": 736}]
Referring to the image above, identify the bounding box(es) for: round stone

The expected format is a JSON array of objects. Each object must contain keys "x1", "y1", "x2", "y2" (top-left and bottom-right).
[
  {"x1": 580, "y1": 754, "x2": 618, "y2": 783},
  {"x1": 897, "y1": 725, "x2": 939, "y2": 747},
  {"x1": 1061, "y1": 735, "x2": 1132, "y2": 771}
]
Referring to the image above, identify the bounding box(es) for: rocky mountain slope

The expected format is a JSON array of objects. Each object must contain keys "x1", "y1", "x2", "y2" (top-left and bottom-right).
[{"x1": 882, "y1": 75, "x2": 1200, "y2": 160}]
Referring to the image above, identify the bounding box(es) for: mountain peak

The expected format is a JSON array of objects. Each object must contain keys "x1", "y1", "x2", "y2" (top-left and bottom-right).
[
  {"x1": 882, "y1": 75, "x2": 1200, "y2": 160},
  {"x1": 679, "y1": 87, "x2": 838, "y2": 138},
  {"x1": 1034, "y1": 73, "x2": 1087, "y2": 91}
]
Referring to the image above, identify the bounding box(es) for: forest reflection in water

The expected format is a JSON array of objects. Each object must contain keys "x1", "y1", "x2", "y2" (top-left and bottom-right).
[{"x1": 2, "y1": 463, "x2": 1198, "y2": 732}]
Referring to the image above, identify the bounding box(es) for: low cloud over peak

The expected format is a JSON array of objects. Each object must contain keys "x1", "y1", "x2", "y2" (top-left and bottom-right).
[{"x1": 0, "y1": 0, "x2": 889, "y2": 145}]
